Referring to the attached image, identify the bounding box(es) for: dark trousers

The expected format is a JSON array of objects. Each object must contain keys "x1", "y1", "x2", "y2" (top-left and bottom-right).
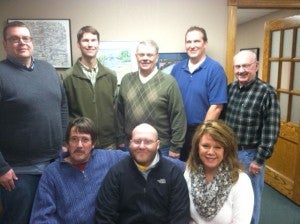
[
  {"x1": 0, "y1": 174, "x2": 41, "y2": 224},
  {"x1": 180, "y1": 125, "x2": 198, "y2": 162}
]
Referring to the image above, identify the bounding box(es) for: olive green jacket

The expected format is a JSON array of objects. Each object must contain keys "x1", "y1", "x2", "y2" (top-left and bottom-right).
[{"x1": 60, "y1": 59, "x2": 119, "y2": 148}]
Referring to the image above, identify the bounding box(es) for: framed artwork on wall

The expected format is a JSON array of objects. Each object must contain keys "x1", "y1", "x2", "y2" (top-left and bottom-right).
[
  {"x1": 97, "y1": 41, "x2": 138, "y2": 84},
  {"x1": 7, "y1": 19, "x2": 72, "y2": 68},
  {"x1": 158, "y1": 53, "x2": 188, "y2": 74}
]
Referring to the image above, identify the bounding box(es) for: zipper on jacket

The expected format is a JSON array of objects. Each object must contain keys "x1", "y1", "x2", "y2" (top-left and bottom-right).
[{"x1": 92, "y1": 84, "x2": 96, "y2": 103}]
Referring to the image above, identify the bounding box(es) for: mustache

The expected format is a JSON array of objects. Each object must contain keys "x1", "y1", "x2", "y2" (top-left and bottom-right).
[{"x1": 73, "y1": 148, "x2": 85, "y2": 153}]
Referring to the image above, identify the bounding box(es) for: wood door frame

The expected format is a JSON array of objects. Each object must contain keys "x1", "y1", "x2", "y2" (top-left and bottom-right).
[
  {"x1": 263, "y1": 16, "x2": 300, "y2": 204},
  {"x1": 226, "y1": 0, "x2": 300, "y2": 83},
  {"x1": 226, "y1": 0, "x2": 300, "y2": 204}
]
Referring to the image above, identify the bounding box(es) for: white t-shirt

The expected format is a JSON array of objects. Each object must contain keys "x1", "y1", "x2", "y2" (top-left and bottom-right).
[{"x1": 184, "y1": 170, "x2": 254, "y2": 224}]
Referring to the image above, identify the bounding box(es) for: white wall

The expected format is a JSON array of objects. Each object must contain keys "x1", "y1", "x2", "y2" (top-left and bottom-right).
[
  {"x1": 0, "y1": 0, "x2": 228, "y2": 70},
  {"x1": 237, "y1": 9, "x2": 300, "y2": 78}
]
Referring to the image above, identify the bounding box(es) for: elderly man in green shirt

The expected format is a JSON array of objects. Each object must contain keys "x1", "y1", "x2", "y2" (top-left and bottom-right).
[{"x1": 117, "y1": 40, "x2": 187, "y2": 158}]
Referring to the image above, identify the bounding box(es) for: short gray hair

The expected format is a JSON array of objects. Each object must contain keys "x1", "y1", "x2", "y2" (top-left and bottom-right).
[{"x1": 136, "y1": 40, "x2": 159, "y2": 53}]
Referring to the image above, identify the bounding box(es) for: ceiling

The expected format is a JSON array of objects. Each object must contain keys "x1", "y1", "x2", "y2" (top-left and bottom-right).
[{"x1": 237, "y1": 9, "x2": 279, "y2": 25}]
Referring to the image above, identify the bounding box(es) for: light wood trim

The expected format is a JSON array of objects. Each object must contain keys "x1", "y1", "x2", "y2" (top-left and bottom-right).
[
  {"x1": 226, "y1": 0, "x2": 300, "y2": 82},
  {"x1": 264, "y1": 15, "x2": 300, "y2": 29},
  {"x1": 265, "y1": 165, "x2": 294, "y2": 198},
  {"x1": 229, "y1": 0, "x2": 300, "y2": 8},
  {"x1": 263, "y1": 16, "x2": 300, "y2": 121},
  {"x1": 225, "y1": 6, "x2": 237, "y2": 83},
  {"x1": 226, "y1": 0, "x2": 300, "y2": 205},
  {"x1": 262, "y1": 21, "x2": 271, "y2": 82}
]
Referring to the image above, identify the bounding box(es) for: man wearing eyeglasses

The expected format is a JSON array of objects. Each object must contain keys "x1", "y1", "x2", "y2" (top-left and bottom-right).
[
  {"x1": 117, "y1": 40, "x2": 186, "y2": 159},
  {"x1": 30, "y1": 117, "x2": 127, "y2": 223},
  {"x1": 95, "y1": 123, "x2": 189, "y2": 224},
  {"x1": 0, "y1": 21, "x2": 68, "y2": 223},
  {"x1": 222, "y1": 50, "x2": 280, "y2": 224}
]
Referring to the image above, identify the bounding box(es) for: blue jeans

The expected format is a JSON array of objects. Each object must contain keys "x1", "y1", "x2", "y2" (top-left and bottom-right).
[
  {"x1": 238, "y1": 149, "x2": 265, "y2": 224},
  {"x1": 159, "y1": 147, "x2": 170, "y2": 156},
  {"x1": 0, "y1": 174, "x2": 41, "y2": 224}
]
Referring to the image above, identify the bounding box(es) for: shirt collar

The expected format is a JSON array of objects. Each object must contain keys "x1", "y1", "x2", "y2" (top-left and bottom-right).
[
  {"x1": 188, "y1": 56, "x2": 206, "y2": 73},
  {"x1": 238, "y1": 78, "x2": 257, "y2": 90},
  {"x1": 79, "y1": 59, "x2": 98, "y2": 72},
  {"x1": 135, "y1": 152, "x2": 160, "y2": 172},
  {"x1": 139, "y1": 67, "x2": 158, "y2": 84},
  {"x1": 7, "y1": 55, "x2": 34, "y2": 71}
]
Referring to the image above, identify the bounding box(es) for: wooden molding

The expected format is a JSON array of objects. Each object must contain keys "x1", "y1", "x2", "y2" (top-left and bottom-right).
[{"x1": 228, "y1": 0, "x2": 300, "y2": 8}]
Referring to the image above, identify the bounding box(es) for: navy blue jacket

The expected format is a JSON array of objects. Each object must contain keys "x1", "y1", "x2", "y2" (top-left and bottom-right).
[{"x1": 95, "y1": 154, "x2": 190, "y2": 224}]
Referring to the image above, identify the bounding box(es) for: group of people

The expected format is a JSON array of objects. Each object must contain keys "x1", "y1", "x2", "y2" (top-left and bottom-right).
[{"x1": 0, "y1": 20, "x2": 280, "y2": 224}]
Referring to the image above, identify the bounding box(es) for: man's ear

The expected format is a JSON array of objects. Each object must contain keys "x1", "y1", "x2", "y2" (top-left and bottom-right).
[
  {"x1": 156, "y1": 140, "x2": 160, "y2": 150},
  {"x1": 3, "y1": 40, "x2": 8, "y2": 51},
  {"x1": 77, "y1": 41, "x2": 81, "y2": 49}
]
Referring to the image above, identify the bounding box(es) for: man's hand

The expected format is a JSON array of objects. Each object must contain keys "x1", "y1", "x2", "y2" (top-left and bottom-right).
[
  {"x1": 118, "y1": 143, "x2": 126, "y2": 150},
  {"x1": 249, "y1": 161, "x2": 262, "y2": 175},
  {"x1": 61, "y1": 146, "x2": 68, "y2": 152},
  {"x1": 0, "y1": 169, "x2": 18, "y2": 191},
  {"x1": 169, "y1": 151, "x2": 180, "y2": 159}
]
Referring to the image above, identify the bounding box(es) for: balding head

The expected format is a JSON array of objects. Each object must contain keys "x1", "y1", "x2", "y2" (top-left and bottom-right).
[
  {"x1": 233, "y1": 50, "x2": 258, "y2": 86},
  {"x1": 132, "y1": 123, "x2": 158, "y2": 140},
  {"x1": 234, "y1": 50, "x2": 257, "y2": 64},
  {"x1": 130, "y1": 123, "x2": 160, "y2": 166}
]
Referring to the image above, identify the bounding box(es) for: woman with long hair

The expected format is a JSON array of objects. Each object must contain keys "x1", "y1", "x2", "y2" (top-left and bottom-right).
[{"x1": 184, "y1": 120, "x2": 254, "y2": 223}]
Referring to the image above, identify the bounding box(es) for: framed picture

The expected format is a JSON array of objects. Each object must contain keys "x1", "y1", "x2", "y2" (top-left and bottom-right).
[
  {"x1": 240, "y1": 47, "x2": 259, "y2": 61},
  {"x1": 7, "y1": 19, "x2": 72, "y2": 68},
  {"x1": 97, "y1": 41, "x2": 138, "y2": 84},
  {"x1": 158, "y1": 53, "x2": 188, "y2": 74}
]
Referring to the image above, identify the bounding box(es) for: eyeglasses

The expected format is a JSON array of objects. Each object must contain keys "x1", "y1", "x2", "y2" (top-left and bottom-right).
[
  {"x1": 70, "y1": 136, "x2": 92, "y2": 144},
  {"x1": 233, "y1": 61, "x2": 256, "y2": 70},
  {"x1": 131, "y1": 139, "x2": 157, "y2": 145},
  {"x1": 136, "y1": 53, "x2": 157, "y2": 58},
  {"x1": 6, "y1": 36, "x2": 32, "y2": 44}
]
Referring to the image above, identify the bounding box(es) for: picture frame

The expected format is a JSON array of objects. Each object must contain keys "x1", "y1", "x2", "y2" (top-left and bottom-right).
[
  {"x1": 158, "y1": 53, "x2": 188, "y2": 74},
  {"x1": 97, "y1": 41, "x2": 138, "y2": 84},
  {"x1": 7, "y1": 19, "x2": 72, "y2": 68}
]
